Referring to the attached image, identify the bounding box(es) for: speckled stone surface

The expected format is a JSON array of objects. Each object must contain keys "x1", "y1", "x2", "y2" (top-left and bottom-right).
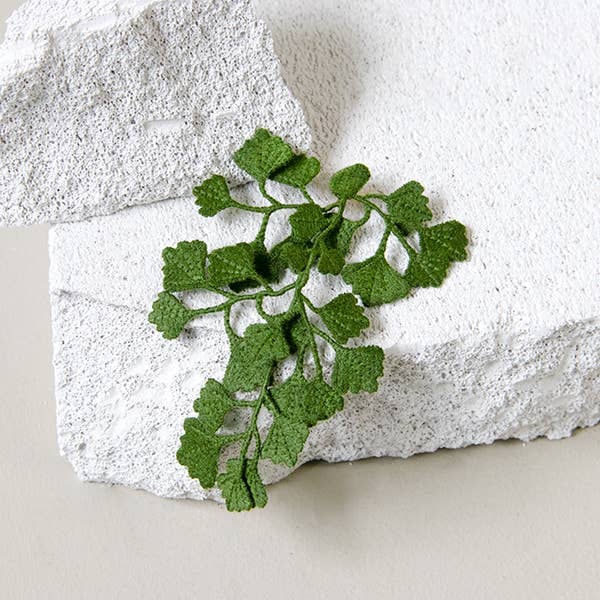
[
  {"x1": 0, "y1": 0, "x2": 309, "y2": 226},
  {"x1": 47, "y1": 0, "x2": 600, "y2": 501}
]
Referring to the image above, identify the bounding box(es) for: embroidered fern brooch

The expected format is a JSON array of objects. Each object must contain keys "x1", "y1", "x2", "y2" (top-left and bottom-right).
[{"x1": 149, "y1": 129, "x2": 468, "y2": 511}]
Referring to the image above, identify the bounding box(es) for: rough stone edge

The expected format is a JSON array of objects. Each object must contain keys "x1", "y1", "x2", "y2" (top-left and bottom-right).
[{"x1": 49, "y1": 287, "x2": 600, "y2": 503}]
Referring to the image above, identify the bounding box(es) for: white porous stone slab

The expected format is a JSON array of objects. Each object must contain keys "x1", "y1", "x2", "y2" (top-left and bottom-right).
[
  {"x1": 49, "y1": 0, "x2": 600, "y2": 500},
  {"x1": 0, "y1": 0, "x2": 309, "y2": 226}
]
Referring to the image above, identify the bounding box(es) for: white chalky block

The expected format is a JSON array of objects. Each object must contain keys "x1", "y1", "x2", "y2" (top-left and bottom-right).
[
  {"x1": 0, "y1": 0, "x2": 309, "y2": 226},
  {"x1": 48, "y1": 0, "x2": 600, "y2": 500}
]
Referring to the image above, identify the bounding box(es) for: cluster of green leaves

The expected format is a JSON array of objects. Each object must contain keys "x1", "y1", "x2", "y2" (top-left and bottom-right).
[{"x1": 149, "y1": 128, "x2": 468, "y2": 511}]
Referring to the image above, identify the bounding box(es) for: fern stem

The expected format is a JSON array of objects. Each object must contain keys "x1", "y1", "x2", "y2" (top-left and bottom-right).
[
  {"x1": 229, "y1": 199, "x2": 271, "y2": 214},
  {"x1": 299, "y1": 294, "x2": 343, "y2": 350},
  {"x1": 300, "y1": 293, "x2": 318, "y2": 314},
  {"x1": 282, "y1": 200, "x2": 347, "y2": 376},
  {"x1": 256, "y1": 276, "x2": 275, "y2": 294},
  {"x1": 231, "y1": 197, "x2": 317, "y2": 216},
  {"x1": 295, "y1": 347, "x2": 307, "y2": 373},
  {"x1": 355, "y1": 206, "x2": 372, "y2": 227},
  {"x1": 360, "y1": 193, "x2": 388, "y2": 201},
  {"x1": 376, "y1": 229, "x2": 391, "y2": 256},
  {"x1": 297, "y1": 298, "x2": 323, "y2": 377},
  {"x1": 239, "y1": 364, "x2": 274, "y2": 460},
  {"x1": 258, "y1": 182, "x2": 282, "y2": 206},
  {"x1": 192, "y1": 300, "x2": 235, "y2": 317},
  {"x1": 255, "y1": 297, "x2": 270, "y2": 321},
  {"x1": 223, "y1": 306, "x2": 236, "y2": 342},
  {"x1": 263, "y1": 282, "x2": 296, "y2": 298},
  {"x1": 301, "y1": 187, "x2": 315, "y2": 204},
  {"x1": 355, "y1": 196, "x2": 417, "y2": 258},
  {"x1": 256, "y1": 212, "x2": 271, "y2": 245},
  {"x1": 311, "y1": 325, "x2": 343, "y2": 350},
  {"x1": 251, "y1": 423, "x2": 262, "y2": 458},
  {"x1": 195, "y1": 282, "x2": 297, "y2": 317}
]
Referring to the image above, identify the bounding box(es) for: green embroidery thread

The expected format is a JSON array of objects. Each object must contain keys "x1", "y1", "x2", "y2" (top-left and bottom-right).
[{"x1": 149, "y1": 129, "x2": 468, "y2": 511}]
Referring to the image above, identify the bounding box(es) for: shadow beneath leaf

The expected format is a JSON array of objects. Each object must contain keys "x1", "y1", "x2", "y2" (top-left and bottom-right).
[{"x1": 266, "y1": 17, "x2": 365, "y2": 161}]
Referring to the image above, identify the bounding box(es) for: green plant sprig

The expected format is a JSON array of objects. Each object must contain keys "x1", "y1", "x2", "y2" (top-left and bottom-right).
[{"x1": 149, "y1": 129, "x2": 468, "y2": 511}]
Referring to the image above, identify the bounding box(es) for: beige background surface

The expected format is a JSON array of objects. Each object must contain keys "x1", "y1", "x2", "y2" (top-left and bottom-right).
[{"x1": 1, "y1": 1, "x2": 600, "y2": 598}]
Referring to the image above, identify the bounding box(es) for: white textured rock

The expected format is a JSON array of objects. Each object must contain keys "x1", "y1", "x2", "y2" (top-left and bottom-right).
[
  {"x1": 0, "y1": 0, "x2": 309, "y2": 226},
  {"x1": 48, "y1": 0, "x2": 600, "y2": 501}
]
